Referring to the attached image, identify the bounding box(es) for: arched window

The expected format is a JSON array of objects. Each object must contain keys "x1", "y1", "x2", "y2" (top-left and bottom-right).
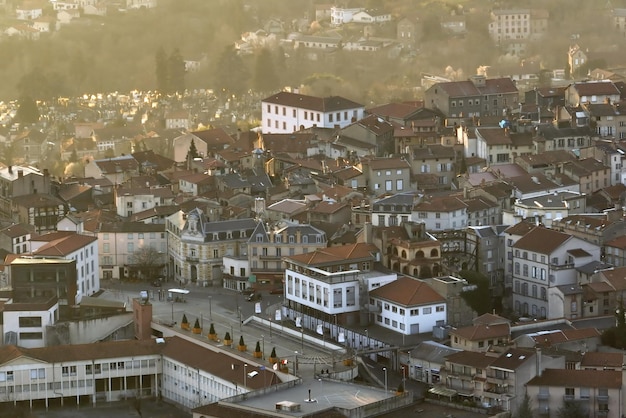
[
  {"x1": 413, "y1": 268, "x2": 418, "y2": 276},
  {"x1": 415, "y1": 250, "x2": 425, "y2": 258},
  {"x1": 401, "y1": 250, "x2": 407, "y2": 258},
  {"x1": 430, "y1": 248, "x2": 439, "y2": 257}
]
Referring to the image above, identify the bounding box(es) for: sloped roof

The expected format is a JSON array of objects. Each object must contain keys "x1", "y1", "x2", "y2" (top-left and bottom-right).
[
  {"x1": 511, "y1": 226, "x2": 571, "y2": 255},
  {"x1": 449, "y1": 323, "x2": 510, "y2": 341},
  {"x1": 527, "y1": 369, "x2": 622, "y2": 389},
  {"x1": 369, "y1": 276, "x2": 445, "y2": 307},
  {"x1": 31, "y1": 234, "x2": 97, "y2": 257},
  {"x1": 262, "y1": 91, "x2": 363, "y2": 112},
  {"x1": 286, "y1": 242, "x2": 378, "y2": 266}
]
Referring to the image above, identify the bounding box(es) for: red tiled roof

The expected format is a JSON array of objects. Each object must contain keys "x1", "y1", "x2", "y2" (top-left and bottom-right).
[
  {"x1": 450, "y1": 323, "x2": 510, "y2": 341},
  {"x1": 369, "y1": 276, "x2": 445, "y2": 306},
  {"x1": 527, "y1": 368, "x2": 622, "y2": 389},
  {"x1": 511, "y1": 226, "x2": 571, "y2": 255},
  {"x1": 286, "y1": 242, "x2": 378, "y2": 266}
]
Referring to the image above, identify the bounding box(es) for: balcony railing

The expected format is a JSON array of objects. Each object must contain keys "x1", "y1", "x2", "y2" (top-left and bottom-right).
[
  {"x1": 549, "y1": 262, "x2": 575, "y2": 271},
  {"x1": 186, "y1": 256, "x2": 199, "y2": 263},
  {"x1": 563, "y1": 395, "x2": 575, "y2": 401},
  {"x1": 597, "y1": 395, "x2": 609, "y2": 402},
  {"x1": 537, "y1": 393, "x2": 550, "y2": 400}
]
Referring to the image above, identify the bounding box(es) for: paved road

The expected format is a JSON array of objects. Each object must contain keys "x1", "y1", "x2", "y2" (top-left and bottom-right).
[{"x1": 100, "y1": 280, "x2": 339, "y2": 379}]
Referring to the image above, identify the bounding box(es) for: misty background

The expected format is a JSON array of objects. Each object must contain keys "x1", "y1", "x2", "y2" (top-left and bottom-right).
[{"x1": 0, "y1": 0, "x2": 624, "y2": 104}]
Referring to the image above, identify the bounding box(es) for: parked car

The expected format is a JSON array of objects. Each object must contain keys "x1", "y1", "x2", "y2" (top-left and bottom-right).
[{"x1": 152, "y1": 280, "x2": 162, "y2": 287}]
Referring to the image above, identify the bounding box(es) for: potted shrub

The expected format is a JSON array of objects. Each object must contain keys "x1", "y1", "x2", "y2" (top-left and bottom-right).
[
  {"x1": 208, "y1": 323, "x2": 217, "y2": 341},
  {"x1": 181, "y1": 314, "x2": 190, "y2": 331},
  {"x1": 396, "y1": 382, "x2": 405, "y2": 395},
  {"x1": 192, "y1": 318, "x2": 202, "y2": 334},
  {"x1": 343, "y1": 357, "x2": 353, "y2": 366},
  {"x1": 223, "y1": 332, "x2": 232, "y2": 346},
  {"x1": 269, "y1": 347, "x2": 278, "y2": 364},
  {"x1": 253, "y1": 341, "x2": 262, "y2": 358},
  {"x1": 237, "y1": 335, "x2": 247, "y2": 352}
]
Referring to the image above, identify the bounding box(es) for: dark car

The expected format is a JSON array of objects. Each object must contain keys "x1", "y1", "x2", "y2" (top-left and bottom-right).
[{"x1": 152, "y1": 280, "x2": 162, "y2": 287}]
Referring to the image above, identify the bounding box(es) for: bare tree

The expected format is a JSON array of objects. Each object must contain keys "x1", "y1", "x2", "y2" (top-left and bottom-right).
[{"x1": 131, "y1": 246, "x2": 165, "y2": 280}]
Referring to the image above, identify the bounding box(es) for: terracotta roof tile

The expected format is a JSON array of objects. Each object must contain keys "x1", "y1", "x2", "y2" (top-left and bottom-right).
[
  {"x1": 527, "y1": 368, "x2": 622, "y2": 389},
  {"x1": 511, "y1": 226, "x2": 571, "y2": 255},
  {"x1": 369, "y1": 276, "x2": 445, "y2": 306}
]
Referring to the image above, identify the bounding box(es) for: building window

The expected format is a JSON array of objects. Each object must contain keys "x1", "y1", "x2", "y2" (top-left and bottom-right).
[{"x1": 423, "y1": 307, "x2": 432, "y2": 314}]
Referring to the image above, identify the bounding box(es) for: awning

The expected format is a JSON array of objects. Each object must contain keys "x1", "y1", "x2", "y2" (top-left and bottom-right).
[{"x1": 428, "y1": 387, "x2": 457, "y2": 397}]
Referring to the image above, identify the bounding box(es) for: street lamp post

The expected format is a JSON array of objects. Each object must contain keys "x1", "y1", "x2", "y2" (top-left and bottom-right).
[
  {"x1": 383, "y1": 367, "x2": 388, "y2": 392},
  {"x1": 209, "y1": 296, "x2": 212, "y2": 320},
  {"x1": 261, "y1": 334, "x2": 265, "y2": 360},
  {"x1": 294, "y1": 351, "x2": 298, "y2": 377},
  {"x1": 301, "y1": 324, "x2": 304, "y2": 354},
  {"x1": 244, "y1": 364, "x2": 248, "y2": 389},
  {"x1": 401, "y1": 366, "x2": 406, "y2": 389}
]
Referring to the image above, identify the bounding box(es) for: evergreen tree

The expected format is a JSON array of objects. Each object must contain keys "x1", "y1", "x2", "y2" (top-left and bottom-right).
[
  {"x1": 187, "y1": 139, "x2": 199, "y2": 161},
  {"x1": 214, "y1": 45, "x2": 248, "y2": 98},
  {"x1": 556, "y1": 401, "x2": 586, "y2": 418},
  {"x1": 168, "y1": 48, "x2": 186, "y2": 94},
  {"x1": 516, "y1": 393, "x2": 533, "y2": 418},
  {"x1": 14, "y1": 97, "x2": 40, "y2": 124},
  {"x1": 253, "y1": 48, "x2": 279, "y2": 93},
  {"x1": 155, "y1": 47, "x2": 169, "y2": 93}
]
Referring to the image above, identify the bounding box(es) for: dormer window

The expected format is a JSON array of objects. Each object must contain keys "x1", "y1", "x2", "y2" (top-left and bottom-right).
[
  {"x1": 302, "y1": 235, "x2": 308, "y2": 244},
  {"x1": 256, "y1": 234, "x2": 263, "y2": 242},
  {"x1": 213, "y1": 233, "x2": 218, "y2": 240},
  {"x1": 289, "y1": 235, "x2": 295, "y2": 244},
  {"x1": 241, "y1": 230, "x2": 246, "y2": 238}
]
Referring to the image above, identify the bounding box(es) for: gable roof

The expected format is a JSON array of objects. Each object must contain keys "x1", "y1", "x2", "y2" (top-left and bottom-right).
[
  {"x1": 449, "y1": 323, "x2": 510, "y2": 342},
  {"x1": 369, "y1": 276, "x2": 445, "y2": 307},
  {"x1": 31, "y1": 234, "x2": 97, "y2": 257},
  {"x1": 511, "y1": 226, "x2": 571, "y2": 255},
  {"x1": 262, "y1": 91, "x2": 363, "y2": 112}
]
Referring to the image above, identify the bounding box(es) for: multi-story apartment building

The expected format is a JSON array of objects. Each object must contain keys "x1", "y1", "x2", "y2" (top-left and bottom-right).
[
  {"x1": 261, "y1": 91, "x2": 365, "y2": 134},
  {"x1": 166, "y1": 208, "x2": 258, "y2": 287},
  {"x1": 449, "y1": 313, "x2": 511, "y2": 352},
  {"x1": 0, "y1": 223, "x2": 32, "y2": 254},
  {"x1": 361, "y1": 156, "x2": 412, "y2": 196},
  {"x1": 411, "y1": 195, "x2": 468, "y2": 231},
  {"x1": 0, "y1": 165, "x2": 52, "y2": 219},
  {"x1": 365, "y1": 221, "x2": 442, "y2": 278},
  {"x1": 283, "y1": 243, "x2": 396, "y2": 326},
  {"x1": 507, "y1": 191, "x2": 586, "y2": 227},
  {"x1": 28, "y1": 232, "x2": 99, "y2": 304},
  {"x1": 509, "y1": 226, "x2": 601, "y2": 319},
  {"x1": 96, "y1": 222, "x2": 166, "y2": 281},
  {"x1": 474, "y1": 128, "x2": 534, "y2": 165},
  {"x1": 369, "y1": 276, "x2": 446, "y2": 335},
  {"x1": 526, "y1": 369, "x2": 622, "y2": 418},
  {"x1": 580, "y1": 141, "x2": 626, "y2": 186},
  {"x1": 245, "y1": 222, "x2": 327, "y2": 292},
  {"x1": 532, "y1": 124, "x2": 593, "y2": 154},
  {"x1": 370, "y1": 192, "x2": 415, "y2": 227},
  {"x1": 551, "y1": 211, "x2": 626, "y2": 247},
  {"x1": 424, "y1": 75, "x2": 518, "y2": 118},
  {"x1": 466, "y1": 226, "x2": 508, "y2": 291},
  {"x1": 565, "y1": 80, "x2": 622, "y2": 107},
  {"x1": 440, "y1": 348, "x2": 564, "y2": 415},
  {"x1": 411, "y1": 144, "x2": 457, "y2": 189},
  {"x1": 487, "y1": 9, "x2": 548, "y2": 43},
  {"x1": 114, "y1": 185, "x2": 176, "y2": 218},
  {"x1": 556, "y1": 157, "x2": 610, "y2": 194}
]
